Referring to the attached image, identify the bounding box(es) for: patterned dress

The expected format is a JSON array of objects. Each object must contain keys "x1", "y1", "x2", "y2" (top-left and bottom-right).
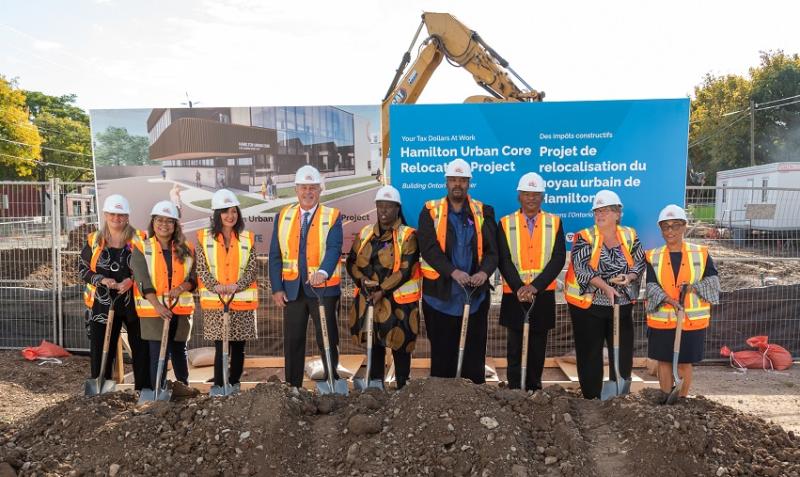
[
  {"x1": 195, "y1": 235, "x2": 258, "y2": 341},
  {"x1": 571, "y1": 232, "x2": 646, "y2": 305},
  {"x1": 346, "y1": 219, "x2": 420, "y2": 353}
]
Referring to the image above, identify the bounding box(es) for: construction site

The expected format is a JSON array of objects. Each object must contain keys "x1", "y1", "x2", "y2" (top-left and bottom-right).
[{"x1": 2, "y1": 7, "x2": 800, "y2": 477}]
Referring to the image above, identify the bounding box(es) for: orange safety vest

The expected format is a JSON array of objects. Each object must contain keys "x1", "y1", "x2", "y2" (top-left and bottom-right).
[
  {"x1": 499, "y1": 210, "x2": 560, "y2": 293},
  {"x1": 645, "y1": 243, "x2": 711, "y2": 330},
  {"x1": 196, "y1": 229, "x2": 259, "y2": 311},
  {"x1": 276, "y1": 204, "x2": 342, "y2": 286},
  {"x1": 419, "y1": 197, "x2": 485, "y2": 280},
  {"x1": 132, "y1": 237, "x2": 196, "y2": 317},
  {"x1": 564, "y1": 225, "x2": 636, "y2": 309},
  {"x1": 83, "y1": 230, "x2": 145, "y2": 309},
  {"x1": 354, "y1": 223, "x2": 422, "y2": 304}
]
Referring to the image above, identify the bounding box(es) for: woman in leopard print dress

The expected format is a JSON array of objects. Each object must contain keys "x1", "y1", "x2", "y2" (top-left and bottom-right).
[{"x1": 196, "y1": 190, "x2": 258, "y2": 389}]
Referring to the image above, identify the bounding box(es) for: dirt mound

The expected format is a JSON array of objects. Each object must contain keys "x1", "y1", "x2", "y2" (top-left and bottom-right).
[{"x1": 1, "y1": 379, "x2": 798, "y2": 477}]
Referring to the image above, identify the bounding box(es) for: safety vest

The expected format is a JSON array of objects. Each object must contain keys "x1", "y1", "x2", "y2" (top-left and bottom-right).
[
  {"x1": 419, "y1": 197, "x2": 485, "y2": 280},
  {"x1": 132, "y1": 237, "x2": 195, "y2": 317},
  {"x1": 196, "y1": 229, "x2": 259, "y2": 311},
  {"x1": 646, "y1": 243, "x2": 711, "y2": 330},
  {"x1": 83, "y1": 230, "x2": 144, "y2": 309},
  {"x1": 564, "y1": 225, "x2": 637, "y2": 309},
  {"x1": 354, "y1": 223, "x2": 422, "y2": 304},
  {"x1": 499, "y1": 210, "x2": 560, "y2": 293},
  {"x1": 276, "y1": 204, "x2": 342, "y2": 286}
]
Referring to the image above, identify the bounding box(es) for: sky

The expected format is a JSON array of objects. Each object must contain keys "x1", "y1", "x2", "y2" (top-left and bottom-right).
[{"x1": 2, "y1": 0, "x2": 799, "y2": 113}]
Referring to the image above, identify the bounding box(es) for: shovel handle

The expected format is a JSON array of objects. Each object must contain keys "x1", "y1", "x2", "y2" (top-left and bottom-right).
[
  {"x1": 221, "y1": 311, "x2": 230, "y2": 356},
  {"x1": 458, "y1": 304, "x2": 471, "y2": 351},
  {"x1": 96, "y1": 307, "x2": 116, "y2": 382},
  {"x1": 158, "y1": 316, "x2": 171, "y2": 360},
  {"x1": 521, "y1": 321, "x2": 530, "y2": 390},
  {"x1": 612, "y1": 303, "x2": 620, "y2": 348},
  {"x1": 365, "y1": 305, "x2": 374, "y2": 380}
]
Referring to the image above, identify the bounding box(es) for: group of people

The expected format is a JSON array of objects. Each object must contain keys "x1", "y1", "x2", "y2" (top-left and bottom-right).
[{"x1": 81, "y1": 159, "x2": 720, "y2": 400}]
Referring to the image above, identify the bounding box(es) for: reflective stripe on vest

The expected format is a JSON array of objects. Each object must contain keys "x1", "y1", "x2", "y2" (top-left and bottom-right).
[
  {"x1": 419, "y1": 197, "x2": 485, "y2": 280},
  {"x1": 196, "y1": 229, "x2": 258, "y2": 311},
  {"x1": 500, "y1": 210, "x2": 559, "y2": 293},
  {"x1": 83, "y1": 230, "x2": 144, "y2": 309},
  {"x1": 132, "y1": 237, "x2": 195, "y2": 317},
  {"x1": 564, "y1": 225, "x2": 637, "y2": 309},
  {"x1": 276, "y1": 204, "x2": 342, "y2": 287},
  {"x1": 646, "y1": 243, "x2": 711, "y2": 330},
  {"x1": 355, "y1": 223, "x2": 422, "y2": 304}
]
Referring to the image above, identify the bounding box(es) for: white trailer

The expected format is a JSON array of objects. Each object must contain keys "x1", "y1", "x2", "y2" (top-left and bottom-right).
[{"x1": 715, "y1": 162, "x2": 800, "y2": 231}]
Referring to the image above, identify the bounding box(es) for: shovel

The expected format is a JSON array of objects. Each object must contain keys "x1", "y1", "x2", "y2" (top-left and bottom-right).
[
  {"x1": 85, "y1": 288, "x2": 126, "y2": 396},
  {"x1": 354, "y1": 280, "x2": 384, "y2": 391},
  {"x1": 665, "y1": 284, "x2": 690, "y2": 405},
  {"x1": 139, "y1": 295, "x2": 178, "y2": 403},
  {"x1": 309, "y1": 279, "x2": 349, "y2": 396},
  {"x1": 209, "y1": 292, "x2": 240, "y2": 397},
  {"x1": 518, "y1": 295, "x2": 536, "y2": 392},
  {"x1": 601, "y1": 293, "x2": 631, "y2": 400},
  {"x1": 455, "y1": 283, "x2": 479, "y2": 379}
]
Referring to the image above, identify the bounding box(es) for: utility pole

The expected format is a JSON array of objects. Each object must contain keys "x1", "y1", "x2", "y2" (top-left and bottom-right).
[{"x1": 750, "y1": 99, "x2": 756, "y2": 166}]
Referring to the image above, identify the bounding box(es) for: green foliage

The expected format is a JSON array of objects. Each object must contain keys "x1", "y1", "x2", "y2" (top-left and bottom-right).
[
  {"x1": 35, "y1": 112, "x2": 93, "y2": 181},
  {"x1": 690, "y1": 50, "x2": 800, "y2": 183},
  {"x1": 93, "y1": 126, "x2": 150, "y2": 166},
  {"x1": 0, "y1": 76, "x2": 41, "y2": 179}
]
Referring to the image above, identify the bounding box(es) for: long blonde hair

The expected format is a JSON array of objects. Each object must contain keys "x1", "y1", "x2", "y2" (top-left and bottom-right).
[{"x1": 99, "y1": 220, "x2": 137, "y2": 245}]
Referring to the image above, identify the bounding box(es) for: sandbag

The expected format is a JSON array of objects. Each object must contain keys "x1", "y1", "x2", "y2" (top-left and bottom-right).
[
  {"x1": 187, "y1": 347, "x2": 215, "y2": 367},
  {"x1": 21, "y1": 340, "x2": 71, "y2": 361},
  {"x1": 720, "y1": 335, "x2": 793, "y2": 371}
]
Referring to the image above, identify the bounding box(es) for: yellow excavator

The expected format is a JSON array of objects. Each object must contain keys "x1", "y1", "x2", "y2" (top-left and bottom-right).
[{"x1": 380, "y1": 12, "x2": 544, "y2": 172}]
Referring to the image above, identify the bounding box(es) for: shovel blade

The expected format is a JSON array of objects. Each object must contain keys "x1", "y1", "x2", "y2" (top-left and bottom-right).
[
  {"x1": 600, "y1": 379, "x2": 619, "y2": 401},
  {"x1": 100, "y1": 379, "x2": 117, "y2": 394},
  {"x1": 665, "y1": 378, "x2": 683, "y2": 405},
  {"x1": 84, "y1": 378, "x2": 101, "y2": 396},
  {"x1": 316, "y1": 381, "x2": 334, "y2": 395},
  {"x1": 354, "y1": 377, "x2": 384, "y2": 392},
  {"x1": 138, "y1": 388, "x2": 156, "y2": 403},
  {"x1": 209, "y1": 383, "x2": 239, "y2": 397},
  {"x1": 334, "y1": 379, "x2": 349, "y2": 395}
]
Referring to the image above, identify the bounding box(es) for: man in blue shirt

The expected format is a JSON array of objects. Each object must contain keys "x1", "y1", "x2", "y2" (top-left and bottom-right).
[{"x1": 417, "y1": 158, "x2": 498, "y2": 384}]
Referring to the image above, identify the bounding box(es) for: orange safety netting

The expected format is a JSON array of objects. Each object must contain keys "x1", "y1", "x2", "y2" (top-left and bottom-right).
[
  {"x1": 720, "y1": 336, "x2": 793, "y2": 371},
  {"x1": 20, "y1": 340, "x2": 71, "y2": 361}
]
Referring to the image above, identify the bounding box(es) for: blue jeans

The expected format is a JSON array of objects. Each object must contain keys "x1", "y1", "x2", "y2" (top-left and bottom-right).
[{"x1": 147, "y1": 316, "x2": 189, "y2": 387}]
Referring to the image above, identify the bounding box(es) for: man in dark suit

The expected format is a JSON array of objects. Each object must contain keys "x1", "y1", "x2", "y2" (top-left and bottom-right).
[
  {"x1": 269, "y1": 165, "x2": 343, "y2": 388},
  {"x1": 417, "y1": 158, "x2": 498, "y2": 384}
]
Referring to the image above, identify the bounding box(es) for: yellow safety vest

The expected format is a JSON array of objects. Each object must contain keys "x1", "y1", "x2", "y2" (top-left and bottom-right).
[
  {"x1": 196, "y1": 229, "x2": 258, "y2": 311},
  {"x1": 276, "y1": 204, "x2": 342, "y2": 286},
  {"x1": 419, "y1": 197, "x2": 485, "y2": 280},
  {"x1": 646, "y1": 242, "x2": 711, "y2": 330},
  {"x1": 355, "y1": 223, "x2": 422, "y2": 304},
  {"x1": 132, "y1": 237, "x2": 195, "y2": 317},
  {"x1": 499, "y1": 210, "x2": 560, "y2": 293}
]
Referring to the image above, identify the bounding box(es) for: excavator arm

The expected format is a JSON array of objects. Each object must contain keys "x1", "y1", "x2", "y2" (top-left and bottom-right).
[{"x1": 380, "y1": 12, "x2": 544, "y2": 169}]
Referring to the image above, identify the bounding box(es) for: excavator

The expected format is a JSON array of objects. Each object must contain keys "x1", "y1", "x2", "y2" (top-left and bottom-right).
[{"x1": 381, "y1": 12, "x2": 545, "y2": 172}]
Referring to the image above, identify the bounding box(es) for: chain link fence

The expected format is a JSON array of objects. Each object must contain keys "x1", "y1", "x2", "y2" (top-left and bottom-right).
[{"x1": 2, "y1": 182, "x2": 798, "y2": 360}]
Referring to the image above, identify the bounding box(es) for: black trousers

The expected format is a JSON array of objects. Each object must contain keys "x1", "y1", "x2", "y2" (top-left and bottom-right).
[
  {"x1": 147, "y1": 315, "x2": 189, "y2": 387},
  {"x1": 213, "y1": 340, "x2": 245, "y2": 386},
  {"x1": 506, "y1": 327, "x2": 548, "y2": 391},
  {"x1": 368, "y1": 344, "x2": 412, "y2": 389},
  {"x1": 283, "y1": 288, "x2": 341, "y2": 388},
  {"x1": 569, "y1": 303, "x2": 634, "y2": 399},
  {"x1": 423, "y1": 297, "x2": 489, "y2": 385},
  {"x1": 88, "y1": 310, "x2": 151, "y2": 391}
]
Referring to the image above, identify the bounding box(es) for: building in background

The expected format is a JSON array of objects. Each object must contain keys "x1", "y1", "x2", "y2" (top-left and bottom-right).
[{"x1": 147, "y1": 106, "x2": 372, "y2": 192}]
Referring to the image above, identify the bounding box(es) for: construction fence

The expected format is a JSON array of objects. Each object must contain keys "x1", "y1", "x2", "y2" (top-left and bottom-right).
[{"x1": 1, "y1": 181, "x2": 798, "y2": 360}]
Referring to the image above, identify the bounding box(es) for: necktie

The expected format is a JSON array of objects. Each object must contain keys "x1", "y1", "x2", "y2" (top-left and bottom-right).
[{"x1": 301, "y1": 212, "x2": 310, "y2": 241}]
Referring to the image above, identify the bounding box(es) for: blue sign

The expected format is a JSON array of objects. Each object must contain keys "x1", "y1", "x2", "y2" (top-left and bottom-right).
[{"x1": 389, "y1": 99, "x2": 689, "y2": 249}]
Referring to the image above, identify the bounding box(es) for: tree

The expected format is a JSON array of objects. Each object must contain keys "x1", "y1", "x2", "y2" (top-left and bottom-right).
[
  {"x1": 689, "y1": 50, "x2": 800, "y2": 183},
  {"x1": 0, "y1": 76, "x2": 42, "y2": 179},
  {"x1": 93, "y1": 126, "x2": 150, "y2": 166},
  {"x1": 23, "y1": 89, "x2": 93, "y2": 181}
]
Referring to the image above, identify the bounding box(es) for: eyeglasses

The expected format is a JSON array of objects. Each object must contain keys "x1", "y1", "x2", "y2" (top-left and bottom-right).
[
  {"x1": 154, "y1": 217, "x2": 175, "y2": 225},
  {"x1": 593, "y1": 207, "x2": 618, "y2": 215},
  {"x1": 659, "y1": 222, "x2": 686, "y2": 231}
]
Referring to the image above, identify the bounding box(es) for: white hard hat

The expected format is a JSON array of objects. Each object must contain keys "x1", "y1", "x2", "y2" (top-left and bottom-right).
[
  {"x1": 150, "y1": 200, "x2": 179, "y2": 220},
  {"x1": 444, "y1": 158, "x2": 472, "y2": 178},
  {"x1": 591, "y1": 190, "x2": 622, "y2": 210},
  {"x1": 211, "y1": 189, "x2": 240, "y2": 210},
  {"x1": 517, "y1": 172, "x2": 545, "y2": 192},
  {"x1": 375, "y1": 185, "x2": 401, "y2": 205},
  {"x1": 658, "y1": 204, "x2": 688, "y2": 223},
  {"x1": 102, "y1": 194, "x2": 130, "y2": 214},
  {"x1": 295, "y1": 165, "x2": 322, "y2": 185}
]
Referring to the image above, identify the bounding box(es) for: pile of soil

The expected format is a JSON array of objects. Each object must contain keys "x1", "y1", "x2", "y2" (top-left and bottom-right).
[{"x1": 1, "y1": 378, "x2": 799, "y2": 477}]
